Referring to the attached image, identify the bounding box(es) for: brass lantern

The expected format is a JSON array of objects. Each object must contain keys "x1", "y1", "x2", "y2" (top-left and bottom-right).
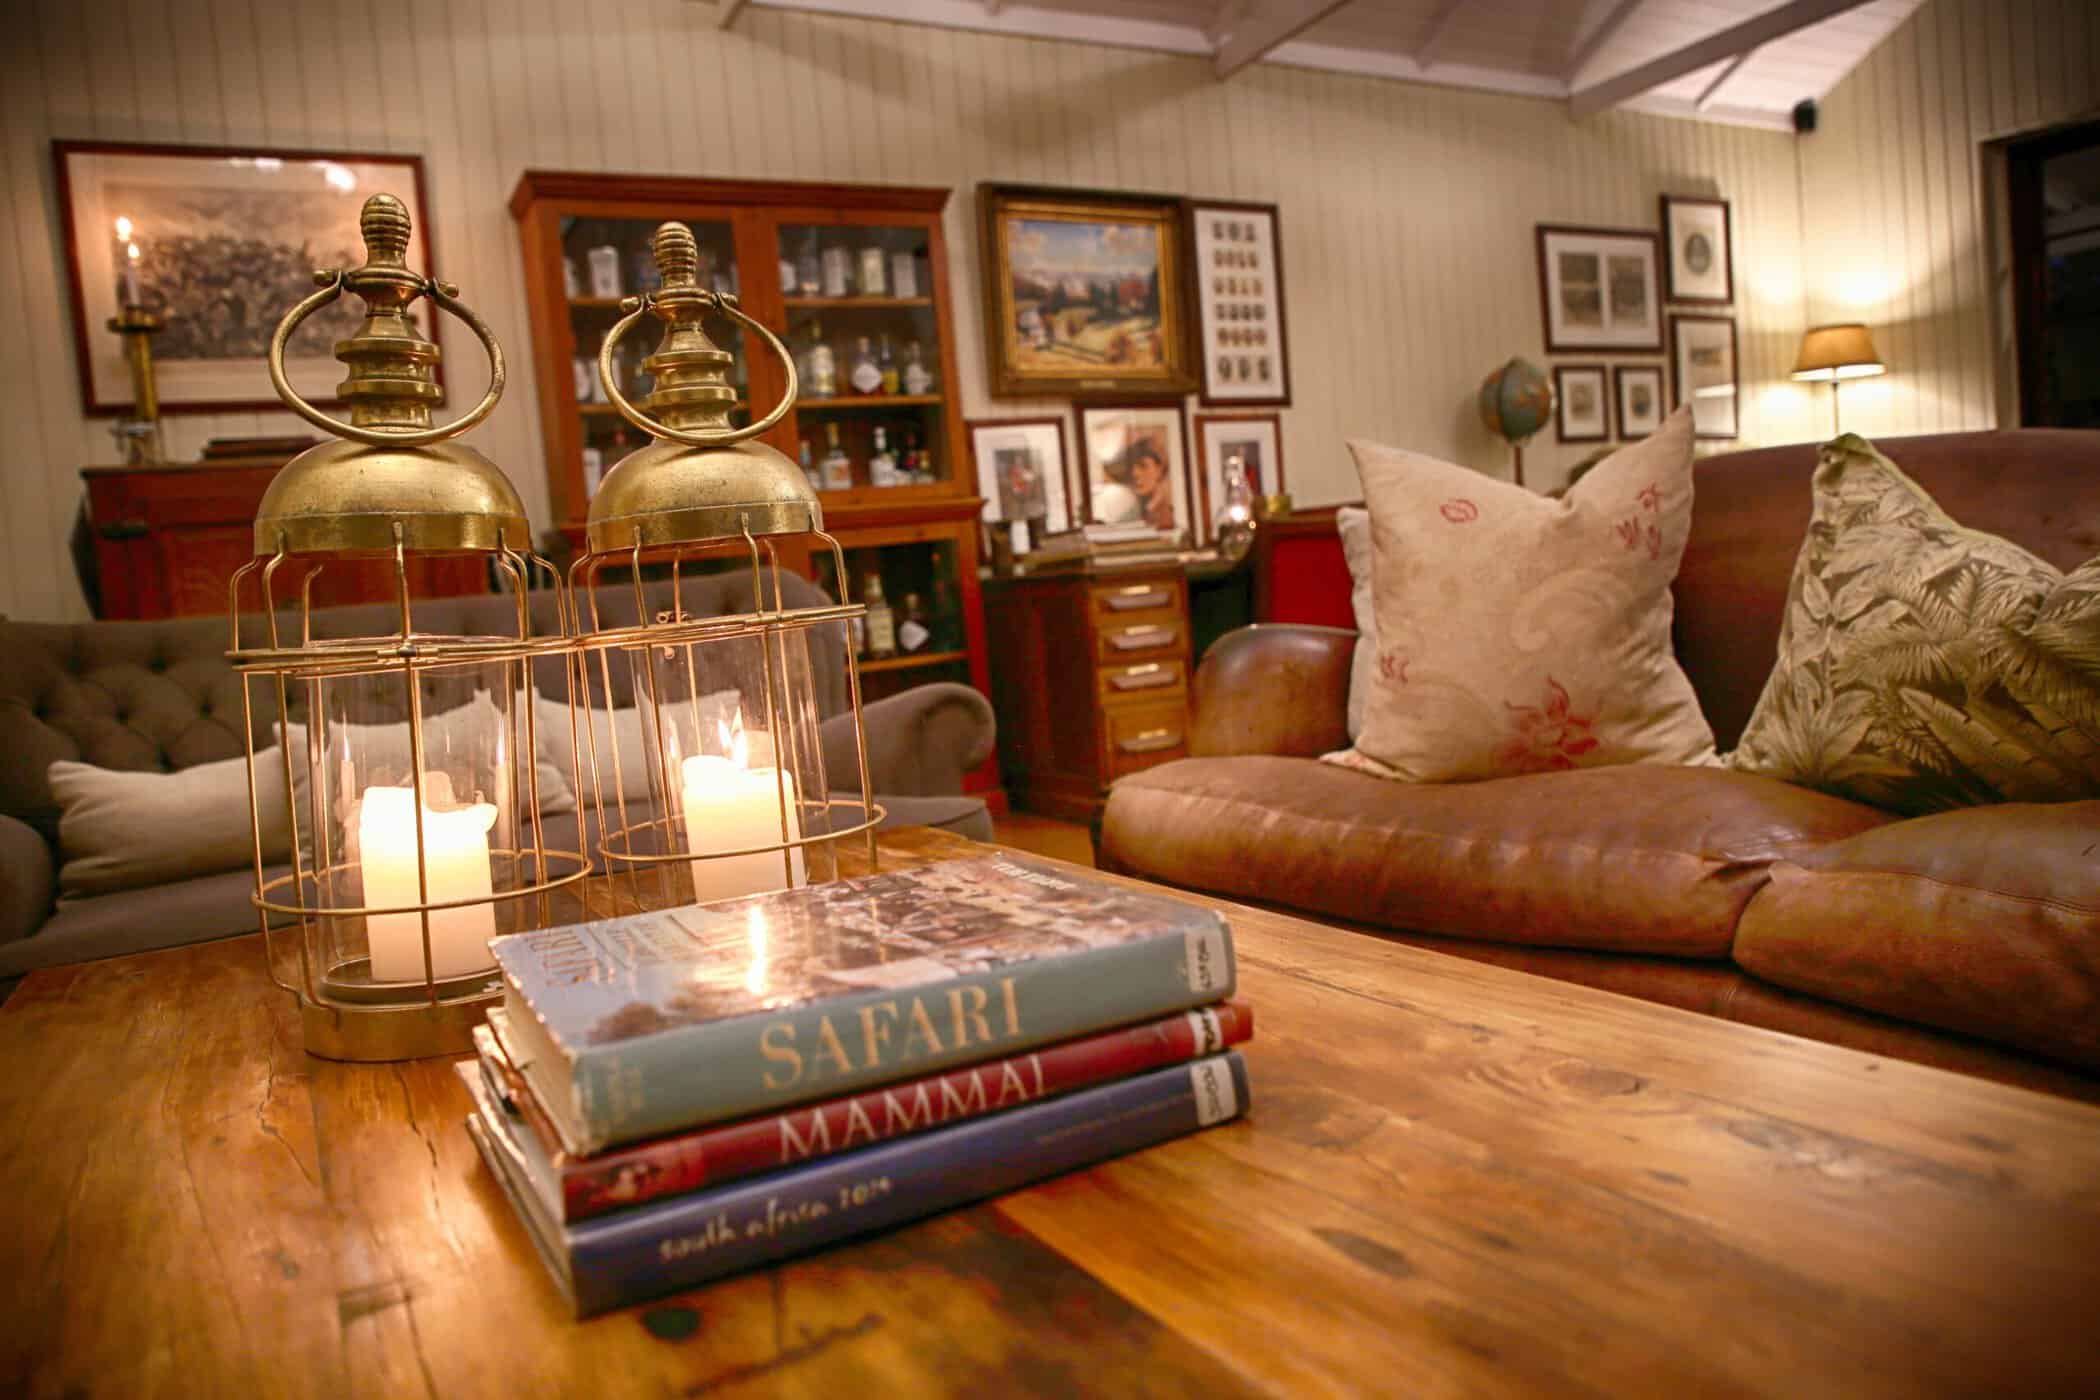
[
  {"x1": 570, "y1": 222, "x2": 879, "y2": 909},
  {"x1": 228, "y1": 193, "x2": 589, "y2": 1062}
]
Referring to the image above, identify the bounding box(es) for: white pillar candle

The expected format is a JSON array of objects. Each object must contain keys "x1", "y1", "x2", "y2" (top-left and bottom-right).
[
  {"x1": 359, "y1": 785, "x2": 499, "y2": 983},
  {"x1": 680, "y1": 739, "x2": 805, "y2": 904}
]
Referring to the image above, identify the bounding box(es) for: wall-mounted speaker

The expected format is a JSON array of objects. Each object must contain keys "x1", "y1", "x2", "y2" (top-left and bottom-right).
[{"x1": 1792, "y1": 99, "x2": 1819, "y2": 134}]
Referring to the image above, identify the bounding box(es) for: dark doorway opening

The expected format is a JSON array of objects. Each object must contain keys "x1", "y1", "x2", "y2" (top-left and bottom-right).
[{"x1": 2010, "y1": 118, "x2": 2100, "y2": 427}]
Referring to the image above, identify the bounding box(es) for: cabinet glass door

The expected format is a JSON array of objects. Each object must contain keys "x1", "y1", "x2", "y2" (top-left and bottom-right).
[
  {"x1": 560, "y1": 216, "x2": 744, "y2": 501},
  {"x1": 777, "y1": 221, "x2": 950, "y2": 496}
]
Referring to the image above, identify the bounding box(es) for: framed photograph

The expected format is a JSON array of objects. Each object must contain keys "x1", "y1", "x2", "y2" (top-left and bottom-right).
[
  {"x1": 978, "y1": 184, "x2": 1194, "y2": 398},
  {"x1": 1661, "y1": 195, "x2": 1733, "y2": 304},
  {"x1": 1670, "y1": 314, "x2": 1740, "y2": 440},
  {"x1": 1193, "y1": 412, "x2": 1284, "y2": 539},
  {"x1": 968, "y1": 416, "x2": 1073, "y2": 532},
  {"x1": 1188, "y1": 200, "x2": 1290, "y2": 407},
  {"x1": 1613, "y1": 365, "x2": 1666, "y2": 439},
  {"x1": 53, "y1": 140, "x2": 434, "y2": 416},
  {"x1": 1535, "y1": 225, "x2": 1663, "y2": 352},
  {"x1": 1553, "y1": 365, "x2": 1609, "y2": 443},
  {"x1": 1077, "y1": 402, "x2": 1194, "y2": 539}
]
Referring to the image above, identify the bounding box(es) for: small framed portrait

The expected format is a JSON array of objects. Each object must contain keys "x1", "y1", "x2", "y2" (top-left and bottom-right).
[
  {"x1": 1193, "y1": 412, "x2": 1284, "y2": 538},
  {"x1": 1661, "y1": 195, "x2": 1733, "y2": 305},
  {"x1": 978, "y1": 184, "x2": 1194, "y2": 398},
  {"x1": 1535, "y1": 224, "x2": 1663, "y2": 353},
  {"x1": 1670, "y1": 314, "x2": 1740, "y2": 440},
  {"x1": 1077, "y1": 402, "x2": 1193, "y2": 539},
  {"x1": 52, "y1": 139, "x2": 434, "y2": 415},
  {"x1": 967, "y1": 416, "x2": 1073, "y2": 530},
  {"x1": 1553, "y1": 365, "x2": 1609, "y2": 443},
  {"x1": 1188, "y1": 200, "x2": 1290, "y2": 407},
  {"x1": 1614, "y1": 365, "x2": 1665, "y2": 439}
]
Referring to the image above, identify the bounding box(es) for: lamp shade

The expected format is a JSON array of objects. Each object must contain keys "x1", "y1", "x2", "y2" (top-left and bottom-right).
[{"x1": 1790, "y1": 323, "x2": 1886, "y2": 382}]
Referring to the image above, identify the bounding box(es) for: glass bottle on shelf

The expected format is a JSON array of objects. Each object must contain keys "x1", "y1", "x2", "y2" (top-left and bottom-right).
[
  {"x1": 906, "y1": 430, "x2": 936, "y2": 485},
  {"x1": 868, "y1": 426, "x2": 897, "y2": 487},
  {"x1": 778, "y1": 251, "x2": 798, "y2": 295},
  {"x1": 858, "y1": 242, "x2": 887, "y2": 297},
  {"x1": 796, "y1": 230, "x2": 821, "y2": 297},
  {"x1": 820, "y1": 238, "x2": 853, "y2": 298},
  {"x1": 897, "y1": 593, "x2": 931, "y2": 654},
  {"x1": 848, "y1": 337, "x2": 881, "y2": 396},
  {"x1": 804, "y1": 320, "x2": 837, "y2": 397},
  {"x1": 819, "y1": 423, "x2": 854, "y2": 491},
  {"x1": 902, "y1": 339, "x2": 934, "y2": 395},
  {"x1": 798, "y1": 437, "x2": 815, "y2": 483},
  {"x1": 878, "y1": 335, "x2": 900, "y2": 395},
  {"x1": 889, "y1": 249, "x2": 918, "y2": 298},
  {"x1": 862, "y1": 574, "x2": 897, "y2": 658}
]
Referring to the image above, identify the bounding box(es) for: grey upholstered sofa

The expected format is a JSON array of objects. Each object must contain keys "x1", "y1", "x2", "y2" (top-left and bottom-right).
[{"x1": 0, "y1": 570, "x2": 994, "y2": 980}]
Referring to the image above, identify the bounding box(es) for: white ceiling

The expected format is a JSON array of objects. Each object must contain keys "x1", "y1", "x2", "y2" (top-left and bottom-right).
[{"x1": 730, "y1": 0, "x2": 1928, "y2": 130}]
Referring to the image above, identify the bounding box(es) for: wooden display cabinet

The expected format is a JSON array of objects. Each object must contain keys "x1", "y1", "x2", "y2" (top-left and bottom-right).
[{"x1": 508, "y1": 173, "x2": 996, "y2": 792}]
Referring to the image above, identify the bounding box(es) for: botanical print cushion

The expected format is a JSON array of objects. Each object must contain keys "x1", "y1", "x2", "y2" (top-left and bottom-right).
[
  {"x1": 1327, "y1": 407, "x2": 1716, "y2": 783},
  {"x1": 1730, "y1": 434, "x2": 2100, "y2": 815}
]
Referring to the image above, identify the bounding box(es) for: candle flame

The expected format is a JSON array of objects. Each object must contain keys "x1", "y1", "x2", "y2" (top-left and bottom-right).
[
  {"x1": 723, "y1": 706, "x2": 747, "y2": 768},
  {"x1": 126, "y1": 242, "x2": 140, "y2": 263},
  {"x1": 113, "y1": 216, "x2": 133, "y2": 241}
]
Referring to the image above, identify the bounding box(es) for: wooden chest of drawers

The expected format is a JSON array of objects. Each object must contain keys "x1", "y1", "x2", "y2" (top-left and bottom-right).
[{"x1": 983, "y1": 566, "x2": 1191, "y2": 822}]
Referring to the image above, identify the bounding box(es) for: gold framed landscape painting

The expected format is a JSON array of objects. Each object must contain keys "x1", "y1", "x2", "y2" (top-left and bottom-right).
[
  {"x1": 53, "y1": 139, "x2": 434, "y2": 415},
  {"x1": 978, "y1": 184, "x2": 1194, "y2": 398}
]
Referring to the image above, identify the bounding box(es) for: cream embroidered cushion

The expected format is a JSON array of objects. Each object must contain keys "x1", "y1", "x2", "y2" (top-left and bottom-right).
[
  {"x1": 1730, "y1": 434, "x2": 2100, "y2": 815},
  {"x1": 1336, "y1": 505, "x2": 1377, "y2": 742},
  {"x1": 1328, "y1": 407, "x2": 1716, "y2": 782}
]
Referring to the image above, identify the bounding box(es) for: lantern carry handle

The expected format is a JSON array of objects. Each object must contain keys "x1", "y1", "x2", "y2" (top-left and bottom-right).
[
  {"x1": 267, "y1": 272, "x2": 506, "y2": 449},
  {"x1": 597, "y1": 290, "x2": 798, "y2": 449}
]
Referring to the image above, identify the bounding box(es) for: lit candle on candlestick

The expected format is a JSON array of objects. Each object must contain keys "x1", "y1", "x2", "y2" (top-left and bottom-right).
[
  {"x1": 114, "y1": 217, "x2": 142, "y2": 307},
  {"x1": 679, "y1": 711, "x2": 805, "y2": 904},
  {"x1": 359, "y1": 783, "x2": 499, "y2": 983}
]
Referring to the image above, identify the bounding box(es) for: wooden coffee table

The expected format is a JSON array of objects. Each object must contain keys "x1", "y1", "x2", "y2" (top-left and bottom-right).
[{"x1": 4, "y1": 826, "x2": 2098, "y2": 1395}]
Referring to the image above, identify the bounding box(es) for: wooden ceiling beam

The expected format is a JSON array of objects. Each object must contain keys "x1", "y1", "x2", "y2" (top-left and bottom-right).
[
  {"x1": 1412, "y1": 0, "x2": 1470, "y2": 69},
  {"x1": 717, "y1": 0, "x2": 748, "y2": 29},
  {"x1": 1568, "y1": 0, "x2": 1878, "y2": 120},
  {"x1": 1694, "y1": 47, "x2": 1758, "y2": 111},
  {"x1": 1213, "y1": 0, "x2": 1356, "y2": 80},
  {"x1": 1563, "y1": 0, "x2": 1647, "y2": 85}
]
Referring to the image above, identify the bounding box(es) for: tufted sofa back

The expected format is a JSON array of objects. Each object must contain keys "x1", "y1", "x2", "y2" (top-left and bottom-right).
[{"x1": 0, "y1": 569, "x2": 845, "y2": 841}]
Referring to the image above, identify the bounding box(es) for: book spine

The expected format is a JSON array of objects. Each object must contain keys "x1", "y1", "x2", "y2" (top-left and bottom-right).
[
  {"x1": 564, "y1": 1051, "x2": 1250, "y2": 1317},
  {"x1": 571, "y1": 912, "x2": 1235, "y2": 1152},
  {"x1": 561, "y1": 1001, "x2": 1253, "y2": 1221}
]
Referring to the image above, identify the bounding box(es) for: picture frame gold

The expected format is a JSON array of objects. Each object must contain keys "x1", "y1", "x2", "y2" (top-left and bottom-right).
[{"x1": 978, "y1": 184, "x2": 1194, "y2": 399}]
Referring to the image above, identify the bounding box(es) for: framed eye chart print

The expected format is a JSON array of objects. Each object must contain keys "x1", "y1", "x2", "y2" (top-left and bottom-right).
[{"x1": 1190, "y1": 200, "x2": 1291, "y2": 407}]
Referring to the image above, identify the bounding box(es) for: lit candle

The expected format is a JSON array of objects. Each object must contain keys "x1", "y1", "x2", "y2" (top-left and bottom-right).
[
  {"x1": 679, "y1": 715, "x2": 805, "y2": 904},
  {"x1": 114, "y1": 217, "x2": 142, "y2": 307},
  {"x1": 358, "y1": 784, "x2": 499, "y2": 983}
]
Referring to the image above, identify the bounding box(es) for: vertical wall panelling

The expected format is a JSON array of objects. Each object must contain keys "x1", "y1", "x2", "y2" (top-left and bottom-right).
[{"x1": 5, "y1": 0, "x2": 1827, "y2": 621}]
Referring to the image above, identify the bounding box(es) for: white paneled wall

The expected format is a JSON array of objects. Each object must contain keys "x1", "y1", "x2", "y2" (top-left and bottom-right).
[
  {"x1": 0, "y1": 0, "x2": 1812, "y2": 621},
  {"x1": 1801, "y1": 0, "x2": 2100, "y2": 439}
]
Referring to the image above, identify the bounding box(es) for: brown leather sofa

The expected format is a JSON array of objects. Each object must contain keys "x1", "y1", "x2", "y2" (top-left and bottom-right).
[
  {"x1": 1101, "y1": 430, "x2": 2100, "y2": 1101},
  {"x1": 0, "y1": 571, "x2": 995, "y2": 981}
]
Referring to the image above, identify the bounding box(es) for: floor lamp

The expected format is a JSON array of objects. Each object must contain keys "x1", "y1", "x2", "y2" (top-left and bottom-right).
[{"x1": 1790, "y1": 323, "x2": 1886, "y2": 435}]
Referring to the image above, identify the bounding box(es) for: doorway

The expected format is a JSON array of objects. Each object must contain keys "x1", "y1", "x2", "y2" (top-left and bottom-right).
[{"x1": 2009, "y1": 118, "x2": 2100, "y2": 427}]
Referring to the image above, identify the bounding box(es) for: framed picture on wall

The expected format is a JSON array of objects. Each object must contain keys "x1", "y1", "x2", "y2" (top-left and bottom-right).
[
  {"x1": 1193, "y1": 412, "x2": 1284, "y2": 537},
  {"x1": 968, "y1": 416, "x2": 1073, "y2": 531},
  {"x1": 1553, "y1": 365, "x2": 1609, "y2": 443},
  {"x1": 1535, "y1": 225, "x2": 1663, "y2": 352},
  {"x1": 1661, "y1": 195, "x2": 1733, "y2": 304},
  {"x1": 1670, "y1": 314, "x2": 1740, "y2": 440},
  {"x1": 1614, "y1": 365, "x2": 1666, "y2": 439},
  {"x1": 52, "y1": 140, "x2": 434, "y2": 415},
  {"x1": 977, "y1": 184, "x2": 1194, "y2": 398},
  {"x1": 1077, "y1": 402, "x2": 1194, "y2": 539},
  {"x1": 1188, "y1": 200, "x2": 1291, "y2": 407}
]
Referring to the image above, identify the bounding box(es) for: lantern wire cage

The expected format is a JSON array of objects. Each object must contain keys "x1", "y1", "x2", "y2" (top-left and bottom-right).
[
  {"x1": 566, "y1": 220, "x2": 882, "y2": 913},
  {"x1": 226, "y1": 192, "x2": 590, "y2": 1062}
]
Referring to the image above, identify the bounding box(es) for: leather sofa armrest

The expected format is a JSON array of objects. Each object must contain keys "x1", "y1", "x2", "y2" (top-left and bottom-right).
[
  {"x1": 0, "y1": 812, "x2": 54, "y2": 945},
  {"x1": 1190, "y1": 624, "x2": 1356, "y2": 758},
  {"x1": 819, "y1": 682, "x2": 995, "y2": 798}
]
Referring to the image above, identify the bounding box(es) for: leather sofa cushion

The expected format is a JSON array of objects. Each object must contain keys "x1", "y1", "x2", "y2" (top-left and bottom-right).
[
  {"x1": 1734, "y1": 801, "x2": 2100, "y2": 1071},
  {"x1": 1101, "y1": 755, "x2": 1891, "y2": 957}
]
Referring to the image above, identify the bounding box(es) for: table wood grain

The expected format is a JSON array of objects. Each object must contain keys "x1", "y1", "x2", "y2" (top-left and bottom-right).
[{"x1": 4, "y1": 827, "x2": 2098, "y2": 1397}]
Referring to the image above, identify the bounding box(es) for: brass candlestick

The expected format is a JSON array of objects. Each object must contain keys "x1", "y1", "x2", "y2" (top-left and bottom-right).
[{"x1": 107, "y1": 302, "x2": 165, "y2": 465}]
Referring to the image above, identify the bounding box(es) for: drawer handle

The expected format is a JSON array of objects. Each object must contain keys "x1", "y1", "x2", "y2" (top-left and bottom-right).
[
  {"x1": 1109, "y1": 663, "x2": 1174, "y2": 691},
  {"x1": 1118, "y1": 727, "x2": 1182, "y2": 755},
  {"x1": 1105, "y1": 587, "x2": 1171, "y2": 611},
  {"x1": 1109, "y1": 624, "x2": 1176, "y2": 651}
]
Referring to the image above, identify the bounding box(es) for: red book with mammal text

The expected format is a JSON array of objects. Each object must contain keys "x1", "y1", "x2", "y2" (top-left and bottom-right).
[{"x1": 478, "y1": 1000, "x2": 1250, "y2": 1223}]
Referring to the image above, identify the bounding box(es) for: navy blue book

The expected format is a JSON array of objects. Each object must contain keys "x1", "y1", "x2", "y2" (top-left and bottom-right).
[{"x1": 461, "y1": 1051, "x2": 1250, "y2": 1317}]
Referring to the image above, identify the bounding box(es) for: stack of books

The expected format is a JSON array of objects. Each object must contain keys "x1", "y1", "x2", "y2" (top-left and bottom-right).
[
  {"x1": 1016, "y1": 523, "x2": 1191, "y2": 574},
  {"x1": 460, "y1": 852, "x2": 1251, "y2": 1316}
]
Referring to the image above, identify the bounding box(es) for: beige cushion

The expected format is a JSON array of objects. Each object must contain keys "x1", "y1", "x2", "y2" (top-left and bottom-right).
[
  {"x1": 1730, "y1": 434, "x2": 2100, "y2": 815},
  {"x1": 49, "y1": 753, "x2": 290, "y2": 899},
  {"x1": 1330, "y1": 407, "x2": 1716, "y2": 782},
  {"x1": 535, "y1": 690, "x2": 742, "y2": 806},
  {"x1": 1336, "y1": 505, "x2": 1376, "y2": 742}
]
